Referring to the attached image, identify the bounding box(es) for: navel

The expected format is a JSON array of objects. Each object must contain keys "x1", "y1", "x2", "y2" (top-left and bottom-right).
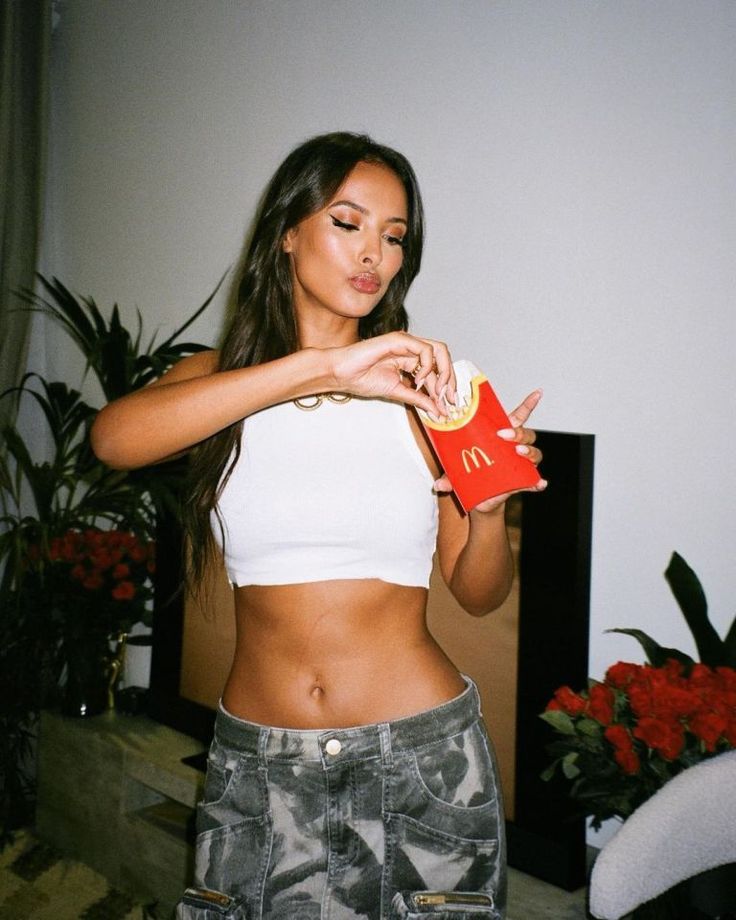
[{"x1": 310, "y1": 683, "x2": 325, "y2": 700}]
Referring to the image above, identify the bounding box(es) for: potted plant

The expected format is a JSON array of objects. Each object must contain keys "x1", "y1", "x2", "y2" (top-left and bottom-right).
[{"x1": 0, "y1": 275, "x2": 220, "y2": 844}]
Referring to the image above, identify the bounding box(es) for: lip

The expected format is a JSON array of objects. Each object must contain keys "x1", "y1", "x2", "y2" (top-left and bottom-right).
[{"x1": 349, "y1": 272, "x2": 381, "y2": 295}]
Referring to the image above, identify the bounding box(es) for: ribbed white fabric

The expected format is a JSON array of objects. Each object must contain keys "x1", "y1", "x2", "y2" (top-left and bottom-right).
[{"x1": 212, "y1": 396, "x2": 438, "y2": 588}]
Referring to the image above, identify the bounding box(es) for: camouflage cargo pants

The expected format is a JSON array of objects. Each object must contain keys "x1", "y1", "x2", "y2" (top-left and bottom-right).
[{"x1": 176, "y1": 679, "x2": 506, "y2": 919}]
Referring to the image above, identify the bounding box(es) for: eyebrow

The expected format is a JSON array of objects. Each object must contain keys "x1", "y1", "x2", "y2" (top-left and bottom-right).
[{"x1": 330, "y1": 199, "x2": 408, "y2": 226}]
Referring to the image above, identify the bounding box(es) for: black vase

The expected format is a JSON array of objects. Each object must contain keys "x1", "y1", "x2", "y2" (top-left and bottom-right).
[{"x1": 61, "y1": 633, "x2": 116, "y2": 717}]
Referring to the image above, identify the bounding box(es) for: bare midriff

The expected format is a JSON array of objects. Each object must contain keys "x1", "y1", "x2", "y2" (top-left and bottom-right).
[{"x1": 220, "y1": 578, "x2": 465, "y2": 729}]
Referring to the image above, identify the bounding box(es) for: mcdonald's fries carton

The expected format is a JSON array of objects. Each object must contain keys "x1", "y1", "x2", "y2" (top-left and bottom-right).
[{"x1": 417, "y1": 360, "x2": 542, "y2": 512}]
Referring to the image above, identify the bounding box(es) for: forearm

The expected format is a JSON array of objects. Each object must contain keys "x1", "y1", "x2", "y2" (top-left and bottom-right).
[
  {"x1": 90, "y1": 348, "x2": 333, "y2": 469},
  {"x1": 448, "y1": 505, "x2": 514, "y2": 617}
]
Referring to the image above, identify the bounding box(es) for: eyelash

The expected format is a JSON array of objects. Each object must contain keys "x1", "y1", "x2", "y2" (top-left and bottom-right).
[
  {"x1": 331, "y1": 216, "x2": 358, "y2": 232},
  {"x1": 330, "y1": 216, "x2": 405, "y2": 248}
]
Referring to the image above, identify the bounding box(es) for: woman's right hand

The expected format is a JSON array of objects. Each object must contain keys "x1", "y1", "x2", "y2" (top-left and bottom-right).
[{"x1": 327, "y1": 332, "x2": 457, "y2": 416}]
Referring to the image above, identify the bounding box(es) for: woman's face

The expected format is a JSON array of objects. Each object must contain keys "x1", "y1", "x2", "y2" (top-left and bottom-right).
[{"x1": 283, "y1": 161, "x2": 408, "y2": 332}]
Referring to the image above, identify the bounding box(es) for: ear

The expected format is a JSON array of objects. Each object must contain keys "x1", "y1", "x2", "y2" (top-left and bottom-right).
[{"x1": 282, "y1": 226, "x2": 297, "y2": 253}]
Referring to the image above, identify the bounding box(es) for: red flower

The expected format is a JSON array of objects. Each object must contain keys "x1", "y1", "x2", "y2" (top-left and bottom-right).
[
  {"x1": 604, "y1": 724, "x2": 640, "y2": 774},
  {"x1": 90, "y1": 548, "x2": 114, "y2": 570},
  {"x1": 106, "y1": 531, "x2": 123, "y2": 548},
  {"x1": 633, "y1": 717, "x2": 685, "y2": 761},
  {"x1": 689, "y1": 709, "x2": 727, "y2": 751},
  {"x1": 716, "y1": 667, "x2": 736, "y2": 692},
  {"x1": 547, "y1": 685, "x2": 587, "y2": 716},
  {"x1": 627, "y1": 679, "x2": 654, "y2": 718},
  {"x1": 587, "y1": 682, "x2": 615, "y2": 725},
  {"x1": 605, "y1": 661, "x2": 642, "y2": 690},
  {"x1": 112, "y1": 563, "x2": 130, "y2": 580},
  {"x1": 129, "y1": 543, "x2": 147, "y2": 563},
  {"x1": 82, "y1": 571, "x2": 104, "y2": 590},
  {"x1": 111, "y1": 580, "x2": 136, "y2": 601},
  {"x1": 70, "y1": 564, "x2": 87, "y2": 581}
]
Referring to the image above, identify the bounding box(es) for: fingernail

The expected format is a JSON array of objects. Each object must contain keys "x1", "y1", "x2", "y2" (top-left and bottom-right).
[
  {"x1": 497, "y1": 428, "x2": 515, "y2": 439},
  {"x1": 516, "y1": 444, "x2": 530, "y2": 456},
  {"x1": 538, "y1": 479, "x2": 548, "y2": 490}
]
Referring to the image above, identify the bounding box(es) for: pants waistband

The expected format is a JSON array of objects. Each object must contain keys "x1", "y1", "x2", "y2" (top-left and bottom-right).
[{"x1": 214, "y1": 676, "x2": 482, "y2": 768}]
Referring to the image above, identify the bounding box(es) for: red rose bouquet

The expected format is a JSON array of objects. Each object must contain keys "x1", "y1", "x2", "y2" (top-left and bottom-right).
[
  {"x1": 541, "y1": 659, "x2": 736, "y2": 828},
  {"x1": 27, "y1": 527, "x2": 156, "y2": 639},
  {"x1": 541, "y1": 551, "x2": 736, "y2": 828}
]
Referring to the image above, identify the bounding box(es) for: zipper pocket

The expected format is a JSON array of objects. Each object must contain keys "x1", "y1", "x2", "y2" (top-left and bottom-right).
[
  {"x1": 411, "y1": 891, "x2": 494, "y2": 908},
  {"x1": 181, "y1": 887, "x2": 238, "y2": 912}
]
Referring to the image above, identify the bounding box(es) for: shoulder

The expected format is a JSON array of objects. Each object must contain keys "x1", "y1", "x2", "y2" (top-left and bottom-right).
[{"x1": 148, "y1": 349, "x2": 219, "y2": 388}]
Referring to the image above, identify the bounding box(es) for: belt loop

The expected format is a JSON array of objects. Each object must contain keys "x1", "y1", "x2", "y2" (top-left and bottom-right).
[
  {"x1": 378, "y1": 723, "x2": 393, "y2": 768},
  {"x1": 257, "y1": 727, "x2": 270, "y2": 768},
  {"x1": 461, "y1": 673, "x2": 481, "y2": 715},
  {"x1": 470, "y1": 676, "x2": 483, "y2": 717}
]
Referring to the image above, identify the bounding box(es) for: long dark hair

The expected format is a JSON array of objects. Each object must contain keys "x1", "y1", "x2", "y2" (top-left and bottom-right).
[{"x1": 184, "y1": 132, "x2": 425, "y2": 587}]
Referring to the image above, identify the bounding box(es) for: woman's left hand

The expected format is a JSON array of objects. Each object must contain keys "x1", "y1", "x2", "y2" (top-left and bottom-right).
[{"x1": 433, "y1": 389, "x2": 547, "y2": 513}]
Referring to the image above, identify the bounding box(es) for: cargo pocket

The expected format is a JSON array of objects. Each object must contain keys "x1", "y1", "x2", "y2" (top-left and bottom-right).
[
  {"x1": 389, "y1": 889, "x2": 500, "y2": 918},
  {"x1": 175, "y1": 886, "x2": 247, "y2": 918}
]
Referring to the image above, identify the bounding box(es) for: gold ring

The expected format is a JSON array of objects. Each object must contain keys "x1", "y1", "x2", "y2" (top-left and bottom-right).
[{"x1": 412, "y1": 359, "x2": 423, "y2": 376}]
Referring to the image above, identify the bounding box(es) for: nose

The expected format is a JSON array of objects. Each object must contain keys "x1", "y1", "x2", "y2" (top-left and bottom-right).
[{"x1": 359, "y1": 231, "x2": 382, "y2": 267}]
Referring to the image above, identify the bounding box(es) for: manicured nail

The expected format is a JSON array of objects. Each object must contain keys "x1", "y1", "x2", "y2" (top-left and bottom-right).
[
  {"x1": 538, "y1": 479, "x2": 548, "y2": 490},
  {"x1": 497, "y1": 428, "x2": 515, "y2": 439},
  {"x1": 516, "y1": 444, "x2": 530, "y2": 456}
]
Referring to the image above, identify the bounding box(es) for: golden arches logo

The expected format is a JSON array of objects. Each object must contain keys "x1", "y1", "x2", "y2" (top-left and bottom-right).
[{"x1": 460, "y1": 445, "x2": 494, "y2": 474}]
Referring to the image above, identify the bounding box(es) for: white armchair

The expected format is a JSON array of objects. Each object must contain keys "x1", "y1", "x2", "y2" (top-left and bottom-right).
[{"x1": 588, "y1": 749, "x2": 736, "y2": 918}]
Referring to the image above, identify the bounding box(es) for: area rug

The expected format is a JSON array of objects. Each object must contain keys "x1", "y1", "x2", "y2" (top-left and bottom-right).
[{"x1": 0, "y1": 831, "x2": 164, "y2": 920}]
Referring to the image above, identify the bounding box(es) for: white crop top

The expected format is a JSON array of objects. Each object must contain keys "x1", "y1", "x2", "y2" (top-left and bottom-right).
[{"x1": 212, "y1": 396, "x2": 438, "y2": 588}]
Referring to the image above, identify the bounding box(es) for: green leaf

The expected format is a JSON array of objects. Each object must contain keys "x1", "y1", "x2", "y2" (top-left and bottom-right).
[
  {"x1": 155, "y1": 270, "x2": 227, "y2": 351},
  {"x1": 539, "y1": 709, "x2": 576, "y2": 735},
  {"x1": 665, "y1": 552, "x2": 725, "y2": 666},
  {"x1": 605, "y1": 628, "x2": 694, "y2": 668},
  {"x1": 576, "y1": 718, "x2": 603, "y2": 737},
  {"x1": 561, "y1": 752, "x2": 581, "y2": 780}
]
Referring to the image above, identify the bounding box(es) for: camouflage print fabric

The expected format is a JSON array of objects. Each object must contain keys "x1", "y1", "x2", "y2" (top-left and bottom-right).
[{"x1": 176, "y1": 679, "x2": 505, "y2": 920}]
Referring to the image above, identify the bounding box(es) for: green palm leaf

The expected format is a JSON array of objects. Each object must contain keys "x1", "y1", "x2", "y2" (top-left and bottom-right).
[
  {"x1": 664, "y1": 551, "x2": 725, "y2": 666},
  {"x1": 605, "y1": 628, "x2": 694, "y2": 668},
  {"x1": 17, "y1": 272, "x2": 225, "y2": 400}
]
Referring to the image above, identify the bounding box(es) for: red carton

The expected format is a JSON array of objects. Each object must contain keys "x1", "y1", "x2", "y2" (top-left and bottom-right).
[{"x1": 418, "y1": 360, "x2": 542, "y2": 512}]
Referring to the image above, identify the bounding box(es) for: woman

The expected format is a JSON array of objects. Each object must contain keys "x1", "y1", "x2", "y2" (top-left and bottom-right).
[{"x1": 92, "y1": 132, "x2": 545, "y2": 920}]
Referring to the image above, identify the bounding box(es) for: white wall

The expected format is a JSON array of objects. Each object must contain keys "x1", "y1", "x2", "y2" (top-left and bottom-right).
[{"x1": 40, "y1": 0, "x2": 735, "y2": 682}]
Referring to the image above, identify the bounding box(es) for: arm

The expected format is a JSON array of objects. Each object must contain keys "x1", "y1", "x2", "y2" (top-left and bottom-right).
[
  {"x1": 431, "y1": 390, "x2": 546, "y2": 617},
  {"x1": 91, "y1": 333, "x2": 457, "y2": 470}
]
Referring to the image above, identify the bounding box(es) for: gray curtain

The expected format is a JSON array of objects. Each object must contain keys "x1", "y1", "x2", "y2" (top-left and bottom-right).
[{"x1": 0, "y1": 0, "x2": 50, "y2": 428}]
